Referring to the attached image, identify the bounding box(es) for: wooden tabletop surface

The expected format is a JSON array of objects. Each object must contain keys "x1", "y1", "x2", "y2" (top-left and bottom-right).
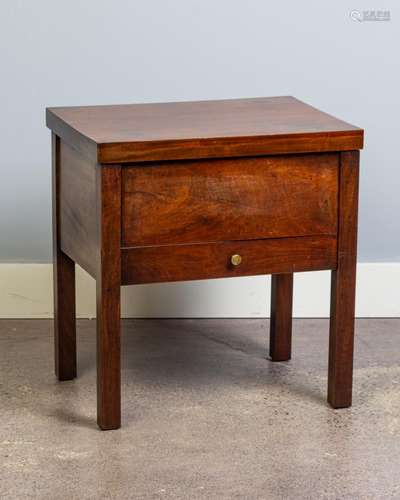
[{"x1": 46, "y1": 96, "x2": 363, "y2": 163}]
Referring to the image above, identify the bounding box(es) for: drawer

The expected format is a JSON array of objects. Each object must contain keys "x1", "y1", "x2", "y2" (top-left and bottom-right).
[
  {"x1": 122, "y1": 153, "x2": 338, "y2": 247},
  {"x1": 121, "y1": 235, "x2": 337, "y2": 285}
]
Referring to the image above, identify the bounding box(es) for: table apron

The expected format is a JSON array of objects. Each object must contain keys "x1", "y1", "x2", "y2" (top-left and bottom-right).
[{"x1": 121, "y1": 235, "x2": 337, "y2": 285}]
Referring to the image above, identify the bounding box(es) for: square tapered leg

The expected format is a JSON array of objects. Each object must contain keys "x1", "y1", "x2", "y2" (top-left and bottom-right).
[
  {"x1": 328, "y1": 151, "x2": 359, "y2": 408},
  {"x1": 52, "y1": 133, "x2": 77, "y2": 381},
  {"x1": 269, "y1": 273, "x2": 293, "y2": 362},
  {"x1": 96, "y1": 165, "x2": 122, "y2": 430}
]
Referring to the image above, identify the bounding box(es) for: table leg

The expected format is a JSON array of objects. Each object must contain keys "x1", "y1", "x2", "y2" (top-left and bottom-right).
[
  {"x1": 328, "y1": 151, "x2": 359, "y2": 408},
  {"x1": 97, "y1": 271, "x2": 121, "y2": 430},
  {"x1": 96, "y1": 165, "x2": 122, "y2": 430},
  {"x1": 52, "y1": 133, "x2": 77, "y2": 381},
  {"x1": 269, "y1": 273, "x2": 293, "y2": 361},
  {"x1": 53, "y1": 251, "x2": 76, "y2": 380}
]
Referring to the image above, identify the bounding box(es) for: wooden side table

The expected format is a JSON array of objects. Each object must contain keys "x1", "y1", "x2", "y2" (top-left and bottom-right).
[{"x1": 46, "y1": 97, "x2": 363, "y2": 430}]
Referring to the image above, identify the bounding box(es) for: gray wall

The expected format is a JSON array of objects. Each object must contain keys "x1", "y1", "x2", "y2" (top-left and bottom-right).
[{"x1": 0, "y1": 0, "x2": 399, "y2": 263}]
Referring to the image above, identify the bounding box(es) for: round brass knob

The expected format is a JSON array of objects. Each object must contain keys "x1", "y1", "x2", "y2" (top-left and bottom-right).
[{"x1": 231, "y1": 254, "x2": 242, "y2": 266}]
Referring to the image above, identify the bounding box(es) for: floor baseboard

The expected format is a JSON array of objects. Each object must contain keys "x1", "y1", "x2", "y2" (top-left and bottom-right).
[{"x1": 0, "y1": 263, "x2": 398, "y2": 318}]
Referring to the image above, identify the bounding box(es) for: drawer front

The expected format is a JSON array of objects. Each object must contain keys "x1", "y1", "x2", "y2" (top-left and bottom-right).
[
  {"x1": 121, "y1": 235, "x2": 337, "y2": 285},
  {"x1": 122, "y1": 154, "x2": 338, "y2": 247}
]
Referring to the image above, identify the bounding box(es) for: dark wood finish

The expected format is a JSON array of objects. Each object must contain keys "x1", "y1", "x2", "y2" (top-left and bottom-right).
[
  {"x1": 121, "y1": 236, "x2": 337, "y2": 285},
  {"x1": 270, "y1": 274, "x2": 293, "y2": 362},
  {"x1": 47, "y1": 97, "x2": 363, "y2": 429},
  {"x1": 122, "y1": 154, "x2": 338, "y2": 247},
  {"x1": 46, "y1": 97, "x2": 363, "y2": 163},
  {"x1": 52, "y1": 133, "x2": 77, "y2": 381},
  {"x1": 96, "y1": 165, "x2": 122, "y2": 430},
  {"x1": 59, "y1": 140, "x2": 97, "y2": 278},
  {"x1": 328, "y1": 151, "x2": 359, "y2": 408}
]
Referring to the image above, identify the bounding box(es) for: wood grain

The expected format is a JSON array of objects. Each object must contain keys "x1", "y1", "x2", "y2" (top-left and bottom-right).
[
  {"x1": 122, "y1": 154, "x2": 339, "y2": 247},
  {"x1": 59, "y1": 140, "x2": 98, "y2": 278},
  {"x1": 328, "y1": 151, "x2": 359, "y2": 409},
  {"x1": 52, "y1": 133, "x2": 77, "y2": 381},
  {"x1": 48, "y1": 96, "x2": 362, "y2": 429},
  {"x1": 96, "y1": 165, "x2": 122, "y2": 430},
  {"x1": 121, "y1": 236, "x2": 337, "y2": 285},
  {"x1": 46, "y1": 96, "x2": 363, "y2": 163},
  {"x1": 269, "y1": 274, "x2": 293, "y2": 362}
]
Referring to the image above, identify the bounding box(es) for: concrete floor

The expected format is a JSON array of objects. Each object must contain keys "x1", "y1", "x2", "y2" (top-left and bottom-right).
[{"x1": 1, "y1": 319, "x2": 400, "y2": 499}]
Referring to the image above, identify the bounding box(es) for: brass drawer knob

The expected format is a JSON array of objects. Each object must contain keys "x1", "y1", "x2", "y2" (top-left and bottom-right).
[{"x1": 231, "y1": 254, "x2": 242, "y2": 266}]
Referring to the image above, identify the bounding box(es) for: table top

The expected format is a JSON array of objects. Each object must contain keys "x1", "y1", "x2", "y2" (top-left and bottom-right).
[{"x1": 46, "y1": 96, "x2": 363, "y2": 164}]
